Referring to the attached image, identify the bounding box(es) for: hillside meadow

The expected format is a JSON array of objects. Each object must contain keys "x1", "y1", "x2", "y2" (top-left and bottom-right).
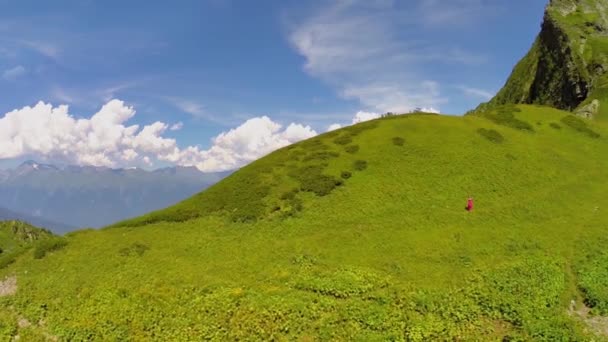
[{"x1": 1, "y1": 105, "x2": 608, "y2": 340}]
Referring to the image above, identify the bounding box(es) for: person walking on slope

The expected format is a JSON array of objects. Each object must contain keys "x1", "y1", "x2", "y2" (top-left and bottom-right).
[{"x1": 466, "y1": 197, "x2": 474, "y2": 212}]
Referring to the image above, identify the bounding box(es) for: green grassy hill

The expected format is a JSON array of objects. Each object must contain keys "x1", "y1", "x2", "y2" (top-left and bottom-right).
[{"x1": 1, "y1": 105, "x2": 607, "y2": 340}]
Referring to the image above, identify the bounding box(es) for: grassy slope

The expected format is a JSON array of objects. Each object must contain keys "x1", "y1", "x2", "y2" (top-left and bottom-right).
[{"x1": 1, "y1": 106, "x2": 608, "y2": 340}]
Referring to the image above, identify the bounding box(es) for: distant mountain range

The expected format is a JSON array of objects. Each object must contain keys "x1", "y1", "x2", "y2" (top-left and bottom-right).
[
  {"x1": 0, "y1": 161, "x2": 230, "y2": 233},
  {"x1": 0, "y1": 206, "x2": 75, "y2": 233}
]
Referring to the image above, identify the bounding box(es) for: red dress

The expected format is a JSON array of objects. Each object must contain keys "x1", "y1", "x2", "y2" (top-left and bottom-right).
[{"x1": 467, "y1": 198, "x2": 474, "y2": 211}]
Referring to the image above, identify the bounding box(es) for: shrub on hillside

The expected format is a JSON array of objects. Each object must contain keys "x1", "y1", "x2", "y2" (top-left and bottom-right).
[
  {"x1": 353, "y1": 160, "x2": 368, "y2": 171},
  {"x1": 341, "y1": 171, "x2": 352, "y2": 180},
  {"x1": 344, "y1": 145, "x2": 359, "y2": 154},
  {"x1": 333, "y1": 135, "x2": 353, "y2": 146},
  {"x1": 33, "y1": 237, "x2": 68, "y2": 259},
  {"x1": 119, "y1": 242, "x2": 150, "y2": 257},
  {"x1": 561, "y1": 115, "x2": 600, "y2": 138},
  {"x1": 302, "y1": 151, "x2": 340, "y2": 162},
  {"x1": 477, "y1": 128, "x2": 505, "y2": 143},
  {"x1": 279, "y1": 189, "x2": 304, "y2": 218},
  {"x1": 392, "y1": 137, "x2": 405, "y2": 146},
  {"x1": 482, "y1": 106, "x2": 534, "y2": 132},
  {"x1": 290, "y1": 165, "x2": 343, "y2": 197},
  {"x1": 549, "y1": 122, "x2": 562, "y2": 130}
]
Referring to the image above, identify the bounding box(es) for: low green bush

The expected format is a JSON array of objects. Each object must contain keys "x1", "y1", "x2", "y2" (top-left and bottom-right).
[
  {"x1": 119, "y1": 243, "x2": 150, "y2": 257},
  {"x1": 341, "y1": 171, "x2": 352, "y2": 179},
  {"x1": 477, "y1": 128, "x2": 505, "y2": 143},
  {"x1": 303, "y1": 151, "x2": 340, "y2": 162},
  {"x1": 549, "y1": 122, "x2": 561, "y2": 130},
  {"x1": 353, "y1": 160, "x2": 368, "y2": 171},
  {"x1": 345, "y1": 145, "x2": 359, "y2": 154},
  {"x1": 333, "y1": 135, "x2": 353, "y2": 145},
  {"x1": 392, "y1": 137, "x2": 405, "y2": 146},
  {"x1": 561, "y1": 115, "x2": 600, "y2": 138},
  {"x1": 290, "y1": 165, "x2": 343, "y2": 196},
  {"x1": 482, "y1": 106, "x2": 534, "y2": 132},
  {"x1": 33, "y1": 237, "x2": 68, "y2": 259}
]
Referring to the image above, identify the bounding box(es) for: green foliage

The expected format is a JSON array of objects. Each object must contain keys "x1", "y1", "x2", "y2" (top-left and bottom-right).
[
  {"x1": 293, "y1": 267, "x2": 389, "y2": 298},
  {"x1": 119, "y1": 243, "x2": 150, "y2": 257},
  {"x1": 302, "y1": 151, "x2": 340, "y2": 162},
  {"x1": 392, "y1": 137, "x2": 405, "y2": 146},
  {"x1": 333, "y1": 135, "x2": 353, "y2": 145},
  {"x1": 344, "y1": 145, "x2": 359, "y2": 154},
  {"x1": 353, "y1": 160, "x2": 368, "y2": 171},
  {"x1": 33, "y1": 237, "x2": 67, "y2": 259},
  {"x1": 477, "y1": 128, "x2": 505, "y2": 143},
  {"x1": 576, "y1": 249, "x2": 608, "y2": 315},
  {"x1": 550, "y1": 122, "x2": 562, "y2": 130},
  {"x1": 7, "y1": 106, "x2": 607, "y2": 340},
  {"x1": 480, "y1": 106, "x2": 535, "y2": 132},
  {"x1": 290, "y1": 165, "x2": 343, "y2": 196},
  {"x1": 340, "y1": 171, "x2": 352, "y2": 180},
  {"x1": 561, "y1": 115, "x2": 600, "y2": 138}
]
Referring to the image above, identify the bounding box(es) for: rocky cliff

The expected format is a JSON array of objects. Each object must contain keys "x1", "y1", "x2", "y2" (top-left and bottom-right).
[{"x1": 479, "y1": 0, "x2": 608, "y2": 118}]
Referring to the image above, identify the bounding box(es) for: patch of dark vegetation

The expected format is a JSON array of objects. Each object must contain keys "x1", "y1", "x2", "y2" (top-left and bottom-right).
[
  {"x1": 333, "y1": 135, "x2": 353, "y2": 145},
  {"x1": 481, "y1": 105, "x2": 534, "y2": 132},
  {"x1": 33, "y1": 237, "x2": 68, "y2": 259},
  {"x1": 561, "y1": 115, "x2": 600, "y2": 138},
  {"x1": 392, "y1": 137, "x2": 405, "y2": 146},
  {"x1": 506, "y1": 153, "x2": 517, "y2": 161},
  {"x1": 119, "y1": 242, "x2": 150, "y2": 257},
  {"x1": 289, "y1": 165, "x2": 343, "y2": 196},
  {"x1": 291, "y1": 254, "x2": 317, "y2": 268},
  {"x1": 537, "y1": 121, "x2": 542, "y2": 126},
  {"x1": 344, "y1": 145, "x2": 359, "y2": 154},
  {"x1": 300, "y1": 139, "x2": 329, "y2": 151},
  {"x1": 302, "y1": 151, "x2": 340, "y2": 162},
  {"x1": 293, "y1": 268, "x2": 389, "y2": 299},
  {"x1": 341, "y1": 171, "x2": 352, "y2": 180},
  {"x1": 287, "y1": 150, "x2": 304, "y2": 161},
  {"x1": 353, "y1": 160, "x2": 368, "y2": 171},
  {"x1": 549, "y1": 122, "x2": 562, "y2": 130},
  {"x1": 279, "y1": 189, "x2": 304, "y2": 218},
  {"x1": 0, "y1": 252, "x2": 19, "y2": 269},
  {"x1": 477, "y1": 128, "x2": 505, "y2": 144},
  {"x1": 345, "y1": 121, "x2": 379, "y2": 136}
]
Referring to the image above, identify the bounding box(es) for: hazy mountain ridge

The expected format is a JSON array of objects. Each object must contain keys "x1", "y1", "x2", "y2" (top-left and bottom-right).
[{"x1": 0, "y1": 161, "x2": 230, "y2": 231}]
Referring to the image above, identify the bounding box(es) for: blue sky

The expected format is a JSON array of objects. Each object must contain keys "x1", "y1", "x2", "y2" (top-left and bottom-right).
[{"x1": 0, "y1": 0, "x2": 548, "y2": 171}]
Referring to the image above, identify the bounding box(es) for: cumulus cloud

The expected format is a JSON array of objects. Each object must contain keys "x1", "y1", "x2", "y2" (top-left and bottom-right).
[
  {"x1": 3, "y1": 65, "x2": 26, "y2": 80},
  {"x1": 327, "y1": 123, "x2": 342, "y2": 132},
  {"x1": 0, "y1": 100, "x2": 317, "y2": 172},
  {"x1": 352, "y1": 111, "x2": 380, "y2": 124},
  {"x1": 170, "y1": 117, "x2": 317, "y2": 171}
]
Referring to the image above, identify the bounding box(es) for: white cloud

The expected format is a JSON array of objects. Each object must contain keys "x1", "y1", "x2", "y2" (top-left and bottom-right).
[
  {"x1": 172, "y1": 117, "x2": 317, "y2": 172},
  {"x1": 287, "y1": 0, "x2": 489, "y2": 113},
  {"x1": 0, "y1": 100, "x2": 317, "y2": 172},
  {"x1": 169, "y1": 122, "x2": 183, "y2": 131},
  {"x1": 458, "y1": 86, "x2": 494, "y2": 100},
  {"x1": 3, "y1": 65, "x2": 26, "y2": 80},
  {"x1": 327, "y1": 123, "x2": 342, "y2": 132},
  {"x1": 352, "y1": 111, "x2": 380, "y2": 124}
]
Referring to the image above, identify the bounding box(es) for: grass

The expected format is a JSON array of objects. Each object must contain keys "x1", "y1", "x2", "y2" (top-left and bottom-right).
[{"x1": 1, "y1": 105, "x2": 607, "y2": 340}]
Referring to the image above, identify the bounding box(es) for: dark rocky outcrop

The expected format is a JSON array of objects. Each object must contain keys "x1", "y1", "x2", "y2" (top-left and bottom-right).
[{"x1": 477, "y1": 0, "x2": 608, "y2": 118}]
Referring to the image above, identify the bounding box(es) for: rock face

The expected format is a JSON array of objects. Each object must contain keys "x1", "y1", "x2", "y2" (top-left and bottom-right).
[{"x1": 479, "y1": 0, "x2": 608, "y2": 118}]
